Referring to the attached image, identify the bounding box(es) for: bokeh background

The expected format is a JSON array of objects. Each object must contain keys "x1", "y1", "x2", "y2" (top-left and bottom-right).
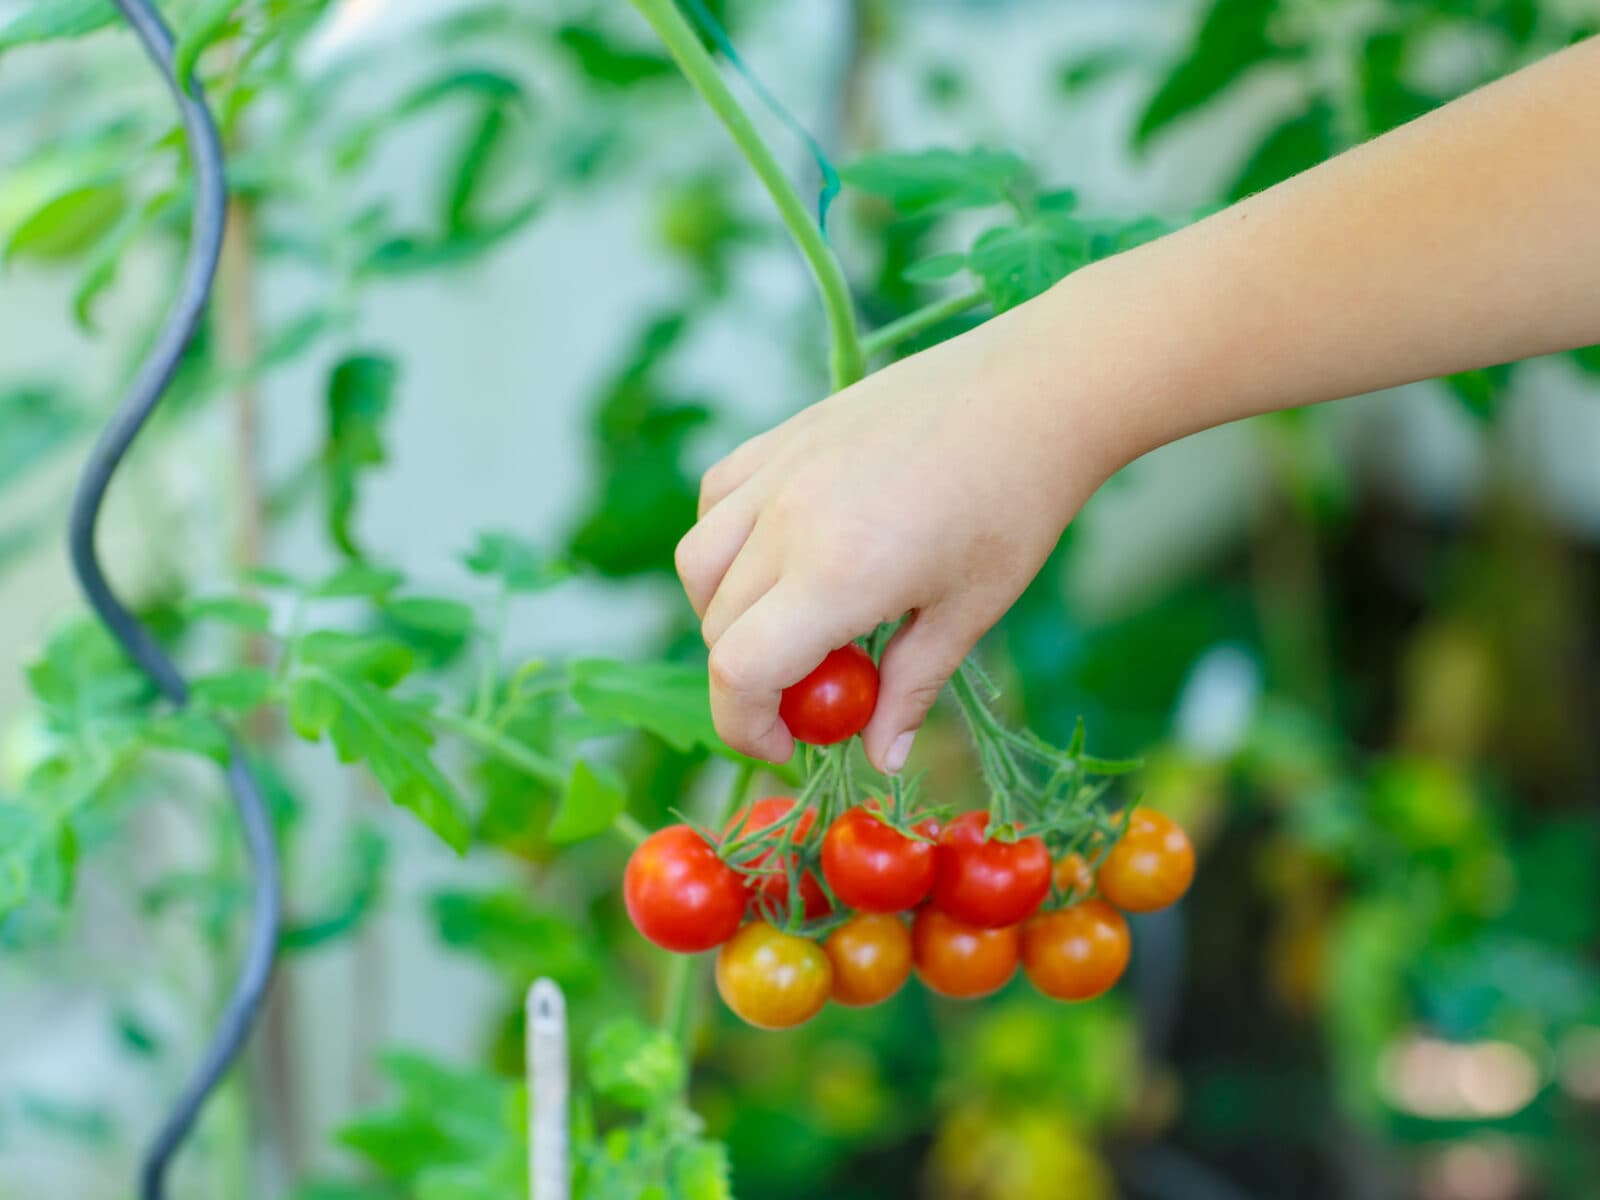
[{"x1": 4, "y1": 1, "x2": 1600, "y2": 1198}]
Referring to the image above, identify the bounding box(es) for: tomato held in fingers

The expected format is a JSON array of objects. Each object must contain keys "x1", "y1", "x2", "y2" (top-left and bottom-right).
[
  {"x1": 779, "y1": 644, "x2": 879, "y2": 746},
  {"x1": 1096, "y1": 808, "x2": 1195, "y2": 913},
  {"x1": 821, "y1": 806, "x2": 937, "y2": 913},
  {"x1": 825, "y1": 913, "x2": 913, "y2": 1007},
  {"x1": 931, "y1": 810, "x2": 1051, "y2": 928},
  {"x1": 1021, "y1": 900, "x2": 1130, "y2": 1001},
  {"x1": 728, "y1": 797, "x2": 830, "y2": 921},
  {"x1": 624, "y1": 825, "x2": 748, "y2": 953},
  {"x1": 716, "y1": 922, "x2": 833, "y2": 1029},
  {"x1": 911, "y1": 907, "x2": 1020, "y2": 999}
]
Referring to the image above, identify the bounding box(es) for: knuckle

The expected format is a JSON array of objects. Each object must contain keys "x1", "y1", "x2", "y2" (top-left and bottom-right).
[
  {"x1": 707, "y1": 642, "x2": 759, "y2": 698},
  {"x1": 901, "y1": 674, "x2": 952, "y2": 716},
  {"x1": 673, "y1": 528, "x2": 701, "y2": 583}
]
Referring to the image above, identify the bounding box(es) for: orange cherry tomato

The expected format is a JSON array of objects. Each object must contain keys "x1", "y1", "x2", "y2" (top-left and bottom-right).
[
  {"x1": 1021, "y1": 900, "x2": 1131, "y2": 1002},
  {"x1": 911, "y1": 907, "x2": 1019, "y2": 999},
  {"x1": 1097, "y1": 809, "x2": 1195, "y2": 913},
  {"x1": 715, "y1": 922, "x2": 832, "y2": 1030},
  {"x1": 825, "y1": 912, "x2": 913, "y2": 1007}
]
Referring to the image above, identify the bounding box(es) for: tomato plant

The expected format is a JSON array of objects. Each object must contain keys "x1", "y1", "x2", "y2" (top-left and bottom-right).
[{"x1": 726, "y1": 795, "x2": 831, "y2": 921}]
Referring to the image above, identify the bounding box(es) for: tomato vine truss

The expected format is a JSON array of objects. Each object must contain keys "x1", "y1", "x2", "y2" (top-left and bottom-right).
[{"x1": 73, "y1": 4, "x2": 281, "y2": 1197}]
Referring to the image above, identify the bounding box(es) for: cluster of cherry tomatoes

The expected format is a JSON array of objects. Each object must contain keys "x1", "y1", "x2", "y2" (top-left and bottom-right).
[
  {"x1": 625, "y1": 795, "x2": 1193, "y2": 1029},
  {"x1": 622, "y1": 643, "x2": 1195, "y2": 1029}
]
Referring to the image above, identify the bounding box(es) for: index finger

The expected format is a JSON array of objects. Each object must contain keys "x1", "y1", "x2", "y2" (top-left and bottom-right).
[{"x1": 706, "y1": 580, "x2": 875, "y2": 762}]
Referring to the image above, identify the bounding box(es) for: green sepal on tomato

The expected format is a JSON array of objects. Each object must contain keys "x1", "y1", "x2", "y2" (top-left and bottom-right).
[{"x1": 726, "y1": 796, "x2": 831, "y2": 921}]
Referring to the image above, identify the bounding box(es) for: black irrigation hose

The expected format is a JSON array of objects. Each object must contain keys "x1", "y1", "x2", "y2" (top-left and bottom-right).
[{"x1": 69, "y1": 3, "x2": 281, "y2": 1197}]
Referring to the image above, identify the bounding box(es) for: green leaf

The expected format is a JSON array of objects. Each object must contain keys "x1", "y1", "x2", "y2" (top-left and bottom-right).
[
  {"x1": 0, "y1": 387, "x2": 82, "y2": 492},
  {"x1": 289, "y1": 673, "x2": 469, "y2": 852},
  {"x1": 322, "y1": 355, "x2": 397, "y2": 560},
  {"x1": 568, "y1": 659, "x2": 719, "y2": 755},
  {"x1": 1228, "y1": 102, "x2": 1336, "y2": 200},
  {"x1": 462, "y1": 532, "x2": 573, "y2": 592},
  {"x1": 554, "y1": 23, "x2": 675, "y2": 87},
  {"x1": 336, "y1": 1051, "x2": 517, "y2": 1183},
  {"x1": 141, "y1": 712, "x2": 231, "y2": 763},
  {"x1": 672, "y1": 1141, "x2": 733, "y2": 1200},
  {"x1": 586, "y1": 1019, "x2": 685, "y2": 1110},
  {"x1": 901, "y1": 252, "x2": 968, "y2": 284},
  {"x1": 71, "y1": 194, "x2": 173, "y2": 331},
  {"x1": 546, "y1": 759, "x2": 626, "y2": 846},
  {"x1": 0, "y1": 802, "x2": 76, "y2": 917},
  {"x1": 381, "y1": 597, "x2": 475, "y2": 639},
  {"x1": 297, "y1": 631, "x2": 414, "y2": 688},
  {"x1": 968, "y1": 213, "x2": 1088, "y2": 311},
  {"x1": 184, "y1": 595, "x2": 272, "y2": 632},
  {"x1": 280, "y1": 825, "x2": 387, "y2": 952},
  {"x1": 1136, "y1": 0, "x2": 1284, "y2": 147},
  {"x1": 312, "y1": 562, "x2": 405, "y2": 600},
  {"x1": 5, "y1": 182, "x2": 125, "y2": 263},
  {"x1": 174, "y1": 0, "x2": 243, "y2": 85},
  {"x1": 565, "y1": 315, "x2": 708, "y2": 578},
  {"x1": 1569, "y1": 345, "x2": 1600, "y2": 376},
  {"x1": 0, "y1": 0, "x2": 114, "y2": 51},
  {"x1": 842, "y1": 148, "x2": 1031, "y2": 214},
  {"x1": 362, "y1": 198, "x2": 543, "y2": 275},
  {"x1": 190, "y1": 667, "x2": 275, "y2": 711},
  {"x1": 431, "y1": 889, "x2": 599, "y2": 988},
  {"x1": 1444, "y1": 366, "x2": 1512, "y2": 425}
]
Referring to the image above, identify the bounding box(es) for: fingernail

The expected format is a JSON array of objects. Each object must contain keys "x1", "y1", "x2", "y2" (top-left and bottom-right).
[{"x1": 885, "y1": 731, "x2": 915, "y2": 774}]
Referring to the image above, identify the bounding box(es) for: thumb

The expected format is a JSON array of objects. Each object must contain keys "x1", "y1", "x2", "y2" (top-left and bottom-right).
[{"x1": 861, "y1": 607, "x2": 975, "y2": 775}]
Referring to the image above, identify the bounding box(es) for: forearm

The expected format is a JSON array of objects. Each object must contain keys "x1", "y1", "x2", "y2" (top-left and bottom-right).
[{"x1": 1030, "y1": 35, "x2": 1600, "y2": 473}]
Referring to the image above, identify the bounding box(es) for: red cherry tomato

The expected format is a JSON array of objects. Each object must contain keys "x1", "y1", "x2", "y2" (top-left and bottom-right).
[
  {"x1": 1021, "y1": 900, "x2": 1130, "y2": 1001},
  {"x1": 623, "y1": 824, "x2": 747, "y2": 953},
  {"x1": 821, "y1": 805, "x2": 937, "y2": 914},
  {"x1": 727, "y1": 797, "x2": 830, "y2": 921},
  {"x1": 911, "y1": 907, "x2": 1019, "y2": 999},
  {"x1": 1097, "y1": 808, "x2": 1195, "y2": 913},
  {"x1": 716, "y1": 922, "x2": 833, "y2": 1029},
  {"x1": 825, "y1": 913, "x2": 913, "y2": 1007},
  {"x1": 779, "y1": 644, "x2": 879, "y2": 746},
  {"x1": 930, "y1": 810, "x2": 1051, "y2": 929}
]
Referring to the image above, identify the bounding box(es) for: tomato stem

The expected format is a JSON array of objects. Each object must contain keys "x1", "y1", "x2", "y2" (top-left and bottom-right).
[
  {"x1": 432, "y1": 708, "x2": 567, "y2": 787},
  {"x1": 860, "y1": 287, "x2": 987, "y2": 360},
  {"x1": 613, "y1": 812, "x2": 651, "y2": 848},
  {"x1": 658, "y1": 950, "x2": 695, "y2": 1055},
  {"x1": 627, "y1": 0, "x2": 865, "y2": 389}
]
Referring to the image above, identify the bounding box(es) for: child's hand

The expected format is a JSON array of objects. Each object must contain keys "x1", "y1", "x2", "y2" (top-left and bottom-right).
[{"x1": 675, "y1": 298, "x2": 1115, "y2": 773}]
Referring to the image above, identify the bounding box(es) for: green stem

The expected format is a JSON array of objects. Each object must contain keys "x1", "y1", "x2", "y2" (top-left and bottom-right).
[
  {"x1": 861, "y1": 288, "x2": 986, "y2": 359},
  {"x1": 629, "y1": 0, "x2": 864, "y2": 389},
  {"x1": 432, "y1": 709, "x2": 566, "y2": 787},
  {"x1": 470, "y1": 586, "x2": 508, "y2": 722},
  {"x1": 614, "y1": 811, "x2": 651, "y2": 847},
  {"x1": 723, "y1": 760, "x2": 757, "y2": 820},
  {"x1": 659, "y1": 952, "x2": 694, "y2": 1050}
]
